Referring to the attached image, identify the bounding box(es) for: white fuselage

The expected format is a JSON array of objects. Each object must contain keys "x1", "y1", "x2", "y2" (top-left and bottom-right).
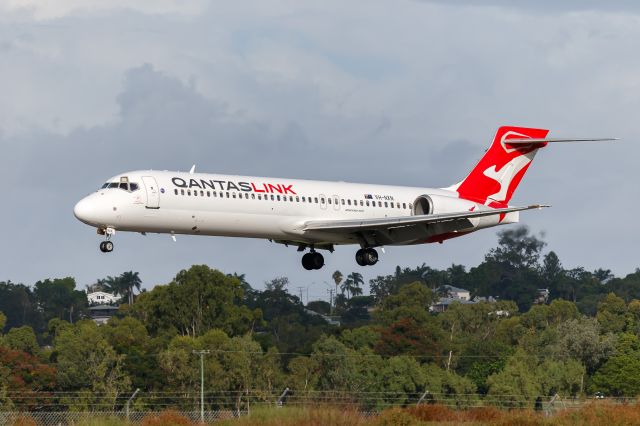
[{"x1": 74, "y1": 170, "x2": 513, "y2": 248}]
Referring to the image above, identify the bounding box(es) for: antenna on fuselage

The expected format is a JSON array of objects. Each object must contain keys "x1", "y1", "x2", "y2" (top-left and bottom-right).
[{"x1": 189, "y1": 165, "x2": 196, "y2": 174}]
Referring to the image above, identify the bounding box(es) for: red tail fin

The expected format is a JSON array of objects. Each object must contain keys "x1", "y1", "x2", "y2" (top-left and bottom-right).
[{"x1": 450, "y1": 126, "x2": 549, "y2": 207}]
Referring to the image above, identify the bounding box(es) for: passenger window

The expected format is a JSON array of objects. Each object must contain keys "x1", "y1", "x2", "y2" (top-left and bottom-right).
[
  {"x1": 347, "y1": 200, "x2": 351, "y2": 205},
  {"x1": 278, "y1": 195, "x2": 282, "y2": 201},
  {"x1": 232, "y1": 193, "x2": 236, "y2": 198},
  {"x1": 321, "y1": 198, "x2": 325, "y2": 204},
  {"x1": 384, "y1": 202, "x2": 388, "y2": 208},
  {"x1": 359, "y1": 200, "x2": 363, "y2": 206},
  {"x1": 194, "y1": 191, "x2": 198, "y2": 197},
  {"x1": 314, "y1": 197, "x2": 318, "y2": 203},
  {"x1": 290, "y1": 196, "x2": 294, "y2": 202},
  {"x1": 181, "y1": 189, "x2": 185, "y2": 195},
  {"x1": 200, "y1": 190, "x2": 204, "y2": 196},
  {"x1": 328, "y1": 198, "x2": 331, "y2": 204},
  {"x1": 341, "y1": 199, "x2": 345, "y2": 205},
  {"x1": 296, "y1": 197, "x2": 300, "y2": 202},
  {"x1": 271, "y1": 195, "x2": 275, "y2": 200},
  {"x1": 187, "y1": 190, "x2": 191, "y2": 196},
  {"x1": 213, "y1": 191, "x2": 217, "y2": 197},
  {"x1": 378, "y1": 201, "x2": 382, "y2": 207},
  {"x1": 366, "y1": 201, "x2": 370, "y2": 206},
  {"x1": 251, "y1": 194, "x2": 255, "y2": 199},
  {"x1": 302, "y1": 196, "x2": 306, "y2": 202},
  {"x1": 226, "y1": 192, "x2": 230, "y2": 198},
  {"x1": 258, "y1": 194, "x2": 262, "y2": 200},
  {"x1": 174, "y1": 189, "x2": 178, "y2": 195}
]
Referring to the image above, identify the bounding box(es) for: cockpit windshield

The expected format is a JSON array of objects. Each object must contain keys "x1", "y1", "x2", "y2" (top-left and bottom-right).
[{"x1": 100, "y1": 179, "x2": 140, "y2": 192}]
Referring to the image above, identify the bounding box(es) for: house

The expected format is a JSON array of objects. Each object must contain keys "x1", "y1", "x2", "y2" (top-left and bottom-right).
[
  {"x1": 88, "y1": 305, "x2": 120, "y2": 325},
  {"x1": 438, "y1": 285, "x2": 471, "y2": 301},
  {"x1": 534, "y1": 288, "x2": 550, "y2": 305},
  {"x1": 87, "y1": 291, "x2": 119, "y2": 306},
  {"x1": 430, "y1": 297, "x2": 476, "y2": 313}
]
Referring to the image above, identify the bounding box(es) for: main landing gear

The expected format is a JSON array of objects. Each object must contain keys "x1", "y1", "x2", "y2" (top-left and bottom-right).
[
  {"x1": 99, "y1": 227, "x2": 115, "y2": 253},
  {"x1": 302, "y1": 251, "x2": 324, "y2": 270},
  {"x1": 356, "y1": 248, "x2": 378, "y2": 266}
]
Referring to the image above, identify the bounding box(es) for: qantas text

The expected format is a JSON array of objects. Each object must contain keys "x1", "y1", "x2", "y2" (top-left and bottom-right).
[{"x1": 172, "y1": 177, "x2": 297, "y2": 195}]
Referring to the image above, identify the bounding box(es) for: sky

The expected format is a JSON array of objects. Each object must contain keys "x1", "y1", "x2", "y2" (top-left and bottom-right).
[{"x1": 0, "y1": 0, "x2": 638, "y2": 301}]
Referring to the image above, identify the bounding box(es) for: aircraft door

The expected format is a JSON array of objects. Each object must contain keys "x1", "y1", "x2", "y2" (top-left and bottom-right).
[
  {"x1": 141, "y1": 176, "x2": 160, "y2": 209},
  {"x1": 332, "y1": 195, "x2": 340, "y2": 211}
]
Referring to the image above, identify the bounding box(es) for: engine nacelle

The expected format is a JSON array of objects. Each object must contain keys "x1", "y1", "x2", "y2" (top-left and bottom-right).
[{"x1": 413, "y1": 194, "x2": 478, "y2": 216}]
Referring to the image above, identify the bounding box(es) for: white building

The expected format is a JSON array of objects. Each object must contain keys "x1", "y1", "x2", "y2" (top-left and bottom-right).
[
  {"x1": 440, "y1": 285, "x2": 471, "y2": 301},
  {"x1": 87, "y1": 291, "x2": 119, "y2": 306}
]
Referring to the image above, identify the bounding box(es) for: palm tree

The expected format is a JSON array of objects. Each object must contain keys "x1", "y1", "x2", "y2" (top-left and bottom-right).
[
  {"x1": 120, "y1": 271, "x2": 142, "y2": 305},
  {"x1": 341, "y1": 272, "x2": 364, "y2": 300}
]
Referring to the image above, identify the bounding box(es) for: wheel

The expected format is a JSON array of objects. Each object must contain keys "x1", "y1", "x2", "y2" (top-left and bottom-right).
[
  {"x1": 355, "y1": 249, "x2": 367, "y2": 266},
  {"x1": 104, "y1": 241, "x2": 114, "y2": 252},
  {"x1": 310, "y1": 252, "x2": 324, "y2": 270},
  {"x1": 302, "y1": 253, "x2": 314, "y2": 270},
  {"x1": 99, "y1": 241, "x2": 107, "y2": 253},
  {"x1": 364, "y1": 248, "x2": 378, "y2": 265}
]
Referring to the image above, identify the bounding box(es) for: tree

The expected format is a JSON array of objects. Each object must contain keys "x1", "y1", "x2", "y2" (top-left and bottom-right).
[
  {"x1": 486, "y1": 350, "x2": 541, "y2": 408},
  {"x1": 33, "y1": 278, "x2": 87, "y2": 325},
  {"x1": 591, "y1": 334, "x2": 640, "y2": 396},
  {"x1": 0, "y1": 347, "x2": 56, "y2": 410},
  {"x1": 375, "y1": 282, "x2": 434, "y2": 326},
  {"x1": 553, "y1": 318, "x2": 615, "y2": 374},
  {"x1": 133, "y1": 265, "x2": 260, "y2": 337},
  {"x1": 0, "y1": 312, "x2": 6, "y2": 333},
  {"x1": 596, "y1": 293, "x2": 627, "y2": 333},
  {"x1": 0, "y1": 281, "x2": 40, "y2": 331},
  {"x1": 54, "y1": 320, "x2": 131, "y2": 410},
  {"x1": 341, "y1": 272, "x2": 364, "y2": 300},
  {"x1": 2, "y1": 326, "x2": 39, "y2": 355}
]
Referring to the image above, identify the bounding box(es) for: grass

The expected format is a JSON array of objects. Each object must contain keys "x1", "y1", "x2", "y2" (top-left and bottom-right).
[{"x1": 10, "y1": 402, "x2": 640, "y2": 425}]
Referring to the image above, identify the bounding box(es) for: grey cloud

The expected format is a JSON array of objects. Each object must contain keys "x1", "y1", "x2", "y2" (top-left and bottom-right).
[{"x1": 418, "y1": 0, "x2": 640, "y2": 12}]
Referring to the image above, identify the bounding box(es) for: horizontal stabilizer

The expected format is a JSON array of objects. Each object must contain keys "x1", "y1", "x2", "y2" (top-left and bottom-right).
[{"x1": 506, "y1": 137, "x2": 618, "y2": 144}]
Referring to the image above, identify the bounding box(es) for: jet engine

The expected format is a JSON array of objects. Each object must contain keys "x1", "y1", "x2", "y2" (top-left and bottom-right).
[{"x1": 412, "y1": 194, "x2": 478, "y2": 216}]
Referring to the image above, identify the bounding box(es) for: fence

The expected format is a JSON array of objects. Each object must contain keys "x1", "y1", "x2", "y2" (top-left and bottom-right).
[{"x1": 1, "y1": 391, "x2": 635, "y2": 425}]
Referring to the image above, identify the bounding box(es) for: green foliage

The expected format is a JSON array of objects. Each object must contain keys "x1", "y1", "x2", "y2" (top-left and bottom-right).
[
  {"x1": 0, "y1": 311, "x2": 5, "y2": 333},
  {"x1": 33, "y1": 277, "x2": 87, "y2": 324},
  {"x1": 597, "y1": 293, "x2": 628, "y2": 333},
  {"x1": 2, "y1": 326, "x2": 39, "y2": 355},
  {"x1": 375, "y1": 282, "x2": 434, "y2": 326},
  {"x1": 133, "y1": 265, "x2": 260, "y2": 337},
  {"x1": 53, "y1": 320, "x2": 131, "y2": 410},
  {"x1": 591, "y1": 334, "x2": 640, "y2": 396}
]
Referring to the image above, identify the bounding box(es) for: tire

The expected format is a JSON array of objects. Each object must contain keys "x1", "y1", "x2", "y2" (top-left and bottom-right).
[
  {"x1": 311, "y1": 252, "x2": 324, "y2": 270},
  {"x1": 104, "y1": 241, "x2": 114, "y2": 252},
  {"x1": 99, "y1": 242, "x2": 107, "y2": 253},
  {"x1": 302, "y1": 253, "x2": 314, "y2": 270},
  {"x1": 365, "y1": 248, "x2": 378, "y2": 265},
  {"x1": 355, "y1": 249, "x2": 367, "y2": 266}
]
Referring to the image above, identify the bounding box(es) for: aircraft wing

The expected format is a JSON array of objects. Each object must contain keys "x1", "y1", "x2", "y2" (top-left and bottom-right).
[{"x1": 302, "y1": 205, "x2": 548, "y2": 233}]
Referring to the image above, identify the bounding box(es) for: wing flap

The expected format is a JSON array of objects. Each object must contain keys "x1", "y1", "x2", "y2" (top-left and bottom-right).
[{"x1": 302, "y1": 205, "x2": 548, "y2": 233}]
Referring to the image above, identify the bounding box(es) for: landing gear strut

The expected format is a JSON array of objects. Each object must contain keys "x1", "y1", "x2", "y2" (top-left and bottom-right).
[
  {"x1": 356, "y1": 248, "x2": 378, "y2": 266},
  {"x1": 302, "y1": 251, "x2": 324, "y2": 270},
  {"x1": 99, "y1": 228, "x2": 115, "y2": 253}
]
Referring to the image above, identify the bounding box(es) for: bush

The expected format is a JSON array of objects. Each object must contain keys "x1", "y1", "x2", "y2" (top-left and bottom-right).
[{"x1": 140, "y1": 410, "x2": 194, "y2": 426}]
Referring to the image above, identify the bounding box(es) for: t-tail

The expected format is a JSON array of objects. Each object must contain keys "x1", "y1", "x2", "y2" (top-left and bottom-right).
[{"x1": 446, "y1": 125, "x2": 616, "y2": 208}]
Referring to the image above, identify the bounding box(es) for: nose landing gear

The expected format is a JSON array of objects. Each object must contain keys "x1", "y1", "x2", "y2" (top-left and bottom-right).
[
  {"x1": 302, "y1": 250, "x2": 324, "y2": 270},
  {"x1": 98, "y1": 227, "x2": 116, "y2": 253},
  {"x1": 356, "y1": 248, "x2": 378, "y2": 266}
]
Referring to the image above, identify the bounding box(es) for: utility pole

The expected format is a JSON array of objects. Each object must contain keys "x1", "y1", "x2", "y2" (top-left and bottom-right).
[
  {"x1": 192, "y1": 350, "x2": 210, "y2": 423},
  {"x1": 327, "y1": 289, "x2": 334, "y2": 315},
  {"x1": 296, "y1": 286, "x2": 305, "y2": 304}
]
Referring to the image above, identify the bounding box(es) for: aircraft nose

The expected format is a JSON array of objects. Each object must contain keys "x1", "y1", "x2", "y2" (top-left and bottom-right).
[{"x1": 74, "y1": 197, "x2": 95, "y2": 223}]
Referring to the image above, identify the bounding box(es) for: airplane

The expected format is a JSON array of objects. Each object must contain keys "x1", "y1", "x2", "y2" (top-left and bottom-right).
[{"x1": 73, "y1": 126, "x2": 613, "y2": 270}]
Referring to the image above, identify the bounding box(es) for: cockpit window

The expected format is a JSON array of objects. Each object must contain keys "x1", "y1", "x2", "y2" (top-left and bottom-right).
[{"x1": 100, "y1": 181, "x2": 140, "y2": 192}]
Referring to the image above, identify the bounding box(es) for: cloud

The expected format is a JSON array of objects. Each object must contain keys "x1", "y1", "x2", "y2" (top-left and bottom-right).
[{"x1": 0, "y1": 1, "x2": 638, "y2": 293}]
